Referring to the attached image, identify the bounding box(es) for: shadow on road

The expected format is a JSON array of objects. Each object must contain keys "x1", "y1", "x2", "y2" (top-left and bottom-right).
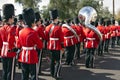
[
  {"x1": 94, "y1": 47, "x2": 120, "y2": 70},
  {"x1": 95, "y1": 56, "x2": 120, "y2": 71},
  {"x1": 0, "y1": 70, "x2": 47, "y2": 80},
  {"x1": 61, "y1": 66, "x2": 115, "y2": 80}
]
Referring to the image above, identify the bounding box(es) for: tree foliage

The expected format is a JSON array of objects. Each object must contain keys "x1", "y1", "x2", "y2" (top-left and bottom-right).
[
  {"x1": 42, "y1": 0, "x2": 111, "y2": 20},
  {"x1": 42, "y1": 0, "x2": 81, "y2": 20},
  {"x1": 116, "y1": 9, "x2": 120, "y2": 20},
  {"x1": 15, "y1": 0, "x2": 41, "y2": 11},
  {"x1": 15, "y1": 0, "x2": 112, "y2": 20}
]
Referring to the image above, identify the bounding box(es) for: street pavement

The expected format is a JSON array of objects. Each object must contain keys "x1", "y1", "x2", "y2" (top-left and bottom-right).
[{"x1": 0, "y1": 45, "x2": 120, "y2": 80}]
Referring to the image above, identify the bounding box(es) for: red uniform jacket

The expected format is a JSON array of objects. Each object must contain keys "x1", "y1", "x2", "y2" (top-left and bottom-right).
[
  {"x1": 110, "y1": 25, "x2": 117, "y2": 37},
  {"x1": 45, "y1": 24, "x2": 64, "y2": 50},
  {"x1": 0, "y1": 25, "x2": 16, "y2": 57},
  {"x1": 0, "y1": 30, "x2": 2, "y2": 56},
  {"x1": 116, "y1": 26, "x2": 119, "y2": 37},
  {"x1": 33, "y1": 24, "x2": 46, "y2": 40},
  {"x1": 16, "y1": 25, "x2": 23, "y2": 37},
  {"x1": 105, "y1": 26, "x2": 111, "y2": 39},
  {"x1": 62, "y1": 24, "x2": 77, "y2": 47},
  {"x1": 75, "y1": 24, "x2": 86, "y2": 42},
  {"x1": 117, "y1": 26, "x2": 120, "y2": 37},
  {"x1": 84, "y1": 28, "x2": 100, "y2": 48},
  {"x1": 71, "y1": 24, "x2": 79, "y2": 44},
  {"x1": 97, "y1": 25, "x2": 106, "y2": 41},
  {"x1": 15, "y1": 25, "x2": 24, "y2": 49},
  {"x1": 17, "y1": 27, "x2": 43, "y2": 64}
]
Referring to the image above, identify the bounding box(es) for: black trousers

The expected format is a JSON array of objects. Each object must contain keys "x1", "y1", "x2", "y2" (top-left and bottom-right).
[
  {"x1": 2, "y1": 57, "x2": 15, "y2": 80},
  {"x1": 104, "y1": 39, "x2": 110, "y2": 52},
  {"x1": 117, "y1": 36, "x2": 120, "y2": 45},
  {"x1": 111, "y1": 37, "x2": 116, "y2": 48},
  {"x1": 37, "y1": 49, "x2": 42, "y2": 74},
  {"x1": 50, "y1": 50, "x2": 60, "y2": 77},
  {"x1": 98, "y1": 41, "x2": 104, "y2": 56},
  {"x1": 65, "y1": 45, "x2": 75, "y2": 64},
  {"x1": 21, "y1": 63, "x2": 37, "y2": 80},
  {"x1": 75, "y1": 42, "x2": 81, "y2": 59},
  {"x1": 85, "y1": 48, "x2": 95, "y2": 68}
]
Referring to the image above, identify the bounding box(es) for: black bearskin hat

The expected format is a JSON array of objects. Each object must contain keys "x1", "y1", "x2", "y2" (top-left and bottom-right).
[
  {"x1": 111, "y1": 17, "x2": 115, "y2": 25},
  {"x1": 18, "y1": 14, "x2": 23, "y2": 21},
  {"x1": 22, "y1": 8, "x2": 35, "y2": 27},
  {"x1": 0, "y1": 15, "x2": 2, "y2": 21},
  {"x1": 2, "y1": 4, "x2": 15, "y2": 20},
  {"x1": 13, "y1": 18, "x2": 17, "y2": 25},
  {"x1": 66, "y1": 18, "x2": 71, "y2": 25},
  {"x1": 106, "y1": 20, "x2": 111, "y2": 26},
  {"x1": 49, "y1": 9, "x2": 58, "y2": 20},
  {"x1": 35, "y1": 12, "x2": 41, "y2": 22},
  {"x1": 74, "y1": 17, "x2": 79, "y2": 24},
  {"x1": 99, "y1": 18, "x2": 104, "y2": 25}
]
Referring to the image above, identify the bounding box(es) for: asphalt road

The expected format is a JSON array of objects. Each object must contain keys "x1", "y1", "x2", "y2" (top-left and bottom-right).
[{"x1": 0, "y1": 45, "x2": 120, "y2": 80}]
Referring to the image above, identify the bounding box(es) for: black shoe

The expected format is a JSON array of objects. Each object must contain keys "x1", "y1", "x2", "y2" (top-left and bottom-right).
[
  {"x1": 90, "y1": 64, "x2": 94, "y2": 68},
  {"x1": 77, "y1": 57, "x2": 81, "y2": 60},
  {"x1": 86, "y1": 65, "x2": 90, "y2": 68},
  {"x1": 38, "y1": 72, "x2": 45, "y2": 75},
  {"x1": 54, "y1": 76, "x2": 62, "y2": 80},
  {"x1": 69, "y1": 62, "x2": 75, "y2": 66},
  {"x1": 63, "y1": 62, "x2": 69, "y2": 65}
]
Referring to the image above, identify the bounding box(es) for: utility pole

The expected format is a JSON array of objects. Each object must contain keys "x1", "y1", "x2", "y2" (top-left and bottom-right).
[{"x1": 113, "y1": 0, "x2": 115, "y2": 18}]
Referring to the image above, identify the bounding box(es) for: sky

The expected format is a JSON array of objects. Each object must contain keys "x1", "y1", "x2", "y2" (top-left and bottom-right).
[
  {"x1": 103, "y1": 0, "x2": 120, "y2": 13},
  {"x1": 0, "y1": 0, "x2": 120, "y2": 15}
]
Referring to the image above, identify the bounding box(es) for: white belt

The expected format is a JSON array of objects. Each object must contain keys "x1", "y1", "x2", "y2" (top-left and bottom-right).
[
  {"x1": 3, "y1": 42, "x2": 8, "y2": 45},
  {"x1": 22, "y1": 46, "x2": 35, "y2": 50},
  {"x1": 50, "y1": 38, "x2": 59, "y2": 40},
  {"x1": 64, "y1": 35, "x2": 74, "y2": 39},
  {"x1": 113, "y1": 31, "x2": 116, "y2": 33},
  {"x1": 86, "y1": 38, "x2": 95, "y2": 40},
  {"x1": 40, "y1": 37, "x2": 42, "y2": 40}
]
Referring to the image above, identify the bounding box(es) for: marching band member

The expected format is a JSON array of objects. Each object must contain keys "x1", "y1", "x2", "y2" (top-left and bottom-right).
[
  {"x1": 97, "y1": 18, "x2": 106, "y2": 56},
  {"x1": 116, "y1": 21, "x2": 120, "y2": 46},
  {"x1": 110, "y1": 18, "x2": 117, "y2": 48},
  {"x1": 62, "y1": 19, "x2": 78, "y2": 65},
  {"x1": 74, "y1": 17, "x2": 86, "y2": 59},
  {"x1": 17, "y1": 8, "x2": 43, "y2": 80},
  {"x1": 0, "y1": 15, "x2": 2, "y2": 57},
  {"x1": 0, "y1": 4, "x2": 17, "y2": 80},
  {"x1": 16, "y1": 14, "x2": 24, "y2": 69},
  {"x1": 34, "y1": 12, "x2": 46, "y2": 75},
  {"x1": 104, "y1": 20, "x2": 111, "y2": 53},
  {"x1": 45, "y1": 9, "x2": 64, "y2": 78},
  {"x1": 117, "y1": 20, "x2": 120, "y2": 46},
  {"x1": 84, "y1": 22, "x2": 100, "y2": 68}
]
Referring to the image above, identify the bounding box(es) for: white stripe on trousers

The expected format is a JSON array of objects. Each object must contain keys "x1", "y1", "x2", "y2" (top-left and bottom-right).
[
  {"x1": 36, "y1": 64, "x2": 38, "y2": 80},
  {"x1": 37, "y1": 49, "x2": 43, "y2": 75},
  {"x1": 57, "y1": 51, "x2": 62, "y2": 77},
  {"x1": 11, "y1": 57, "x2": 15, "y2": 80}
]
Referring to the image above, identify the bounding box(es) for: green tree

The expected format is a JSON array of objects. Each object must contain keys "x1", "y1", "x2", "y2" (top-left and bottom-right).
[
  {"x1": 42, "y1": 0, "x2": 80, "y2": 20},
  {"x1": 116, "y1": 9, "x2": 120, "y2": 20},
  {"x1": 100, "y1": 7, "x2": 112, "y2": 18},
  {"x1": 15, "y1": 0, "x2": 41, "y2": 11},
  {"x1": 42, "y1": 0, "x2": 111, "y2": 20}
]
